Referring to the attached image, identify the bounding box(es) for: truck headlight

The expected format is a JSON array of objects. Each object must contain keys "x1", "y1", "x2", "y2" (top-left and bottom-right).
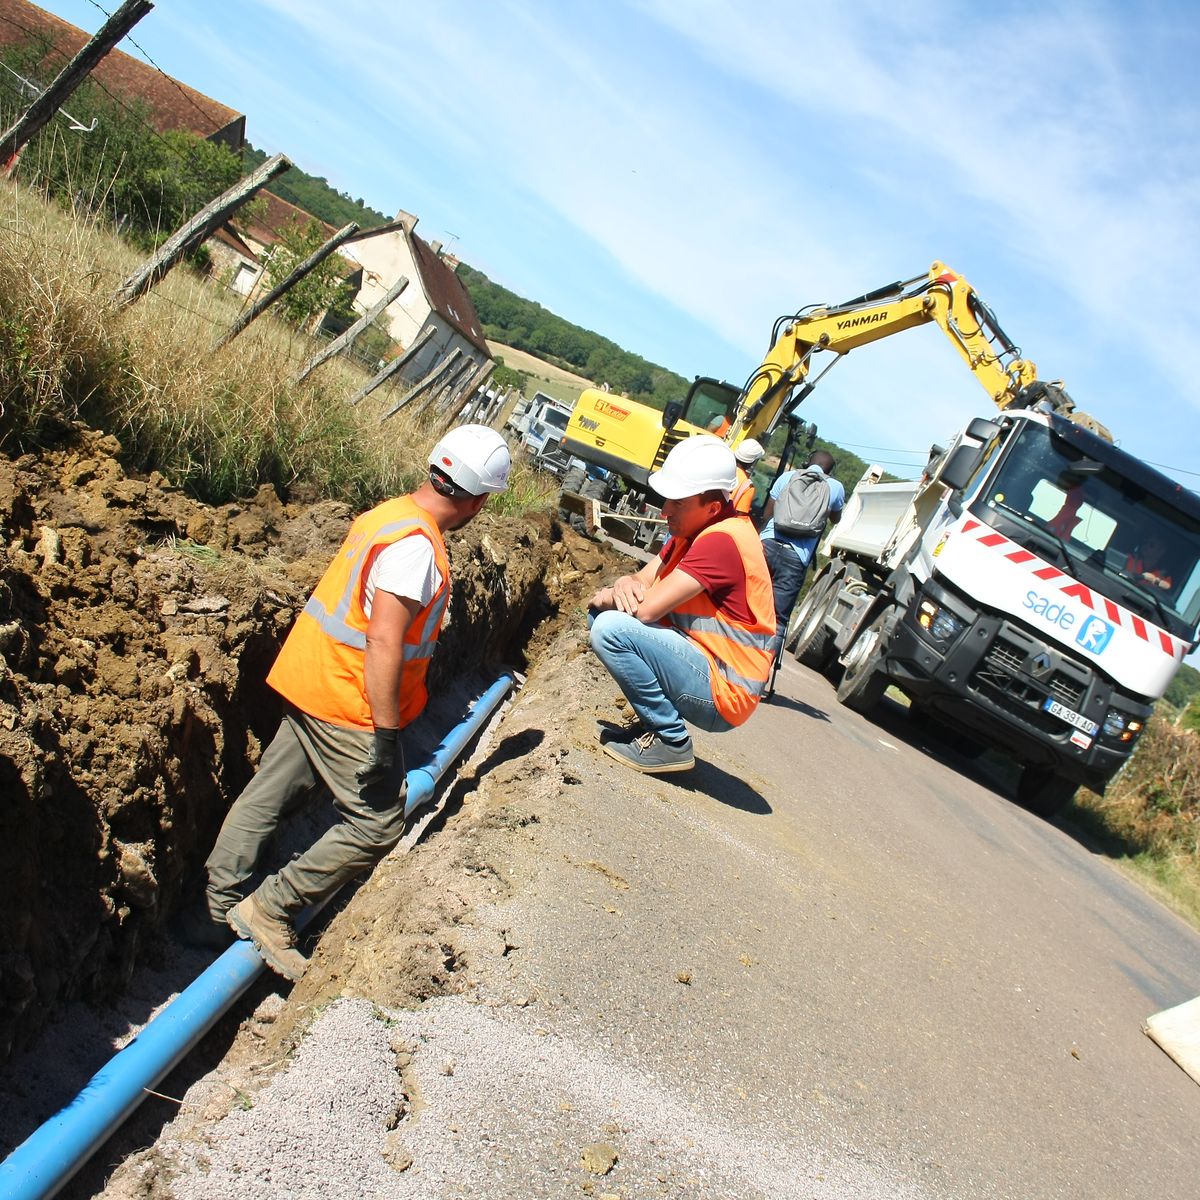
[
  {"x1": 1102, "y1": 710, "x2": 1144, "y2": 743},
  {"x1": 917, "y1": 599, "x2": 964, "y2": 643}
]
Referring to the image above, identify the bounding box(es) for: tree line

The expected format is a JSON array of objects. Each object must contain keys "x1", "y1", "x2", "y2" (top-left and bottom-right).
[
  {"x1": 456, "y1": 262, "x2": 691, "y2": 408},
  {"x1": 242, "y1": 142, "x2": 389, "y2": 232}
]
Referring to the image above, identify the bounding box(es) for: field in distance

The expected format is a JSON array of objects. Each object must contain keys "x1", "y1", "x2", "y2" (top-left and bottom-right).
[{"x1": 488, "y1": 341, "x2": 594, "y2": 405}]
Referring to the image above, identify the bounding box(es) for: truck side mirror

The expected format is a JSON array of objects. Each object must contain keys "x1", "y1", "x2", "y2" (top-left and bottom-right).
[
  {"x1": 939, "y1": 443, "x2": 982, "y2": 491},
  {"x1": 662, "y1": 399, "x2": 683, "y2": 430},
  {"x1": 965, "y1": 417, "x2": 1001, "y2": 442}
]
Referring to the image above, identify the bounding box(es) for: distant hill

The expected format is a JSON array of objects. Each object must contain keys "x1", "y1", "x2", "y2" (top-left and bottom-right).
[
  {"x1": 456, "y1": 263, "x2": 690, "y2": 410},
  {"x1": 232, "y1": 156, "x2": 876, "y2": 489},
  {"x1": 243, "y1": 144, "x2": 390, "y2": 230}
]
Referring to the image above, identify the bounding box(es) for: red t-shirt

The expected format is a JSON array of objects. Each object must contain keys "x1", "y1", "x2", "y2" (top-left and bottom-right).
[{"x1": 659, "y1": 508, "x2": 754, "y2": 625}]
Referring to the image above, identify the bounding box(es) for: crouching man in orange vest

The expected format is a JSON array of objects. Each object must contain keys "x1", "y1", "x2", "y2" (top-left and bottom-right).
[
  {"x1": 587, "y1": 436, "x2": 776, "y2": 775},
  {"x1": 189, "y1": 426, "x2": 511, "y2": 979}
]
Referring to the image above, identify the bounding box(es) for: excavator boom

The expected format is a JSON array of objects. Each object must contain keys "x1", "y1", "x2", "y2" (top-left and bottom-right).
[{"x1": 728, "y1": 262, "x2": 1047, "y2": 447}]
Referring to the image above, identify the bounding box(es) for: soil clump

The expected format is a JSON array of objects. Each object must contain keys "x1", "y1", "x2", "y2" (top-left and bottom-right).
[{"x1": 0, "y1": 423, "x2": 610, "y2": 1067}]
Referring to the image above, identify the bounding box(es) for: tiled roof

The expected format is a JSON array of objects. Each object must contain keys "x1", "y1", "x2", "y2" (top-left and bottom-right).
[
  {"x1": 0, "y1": 0, "x2": 244, "y2": 145},
  {"x1": 234, "y1": 190, "x2": 336, "y2": 249},
  {"x1": 409, "y1": 232, "x2": 489, "y2": 356}
]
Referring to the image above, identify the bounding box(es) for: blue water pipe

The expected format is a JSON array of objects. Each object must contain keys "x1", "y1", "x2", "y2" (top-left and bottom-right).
[{"x1": 0, "y1": 671, "x2": 516, "y2": 1200}]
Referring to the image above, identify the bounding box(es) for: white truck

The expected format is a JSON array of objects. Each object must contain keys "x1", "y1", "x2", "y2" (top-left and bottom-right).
[
  {"x1": 789, "y1": 404, "x2": 1200, "y2": 814},
  {"x1": 505, "y1": 391, "x2": 576, "y2": 467}
]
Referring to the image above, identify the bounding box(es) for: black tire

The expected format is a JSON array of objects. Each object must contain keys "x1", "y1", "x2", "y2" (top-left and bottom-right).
[
  {"x1": 792, "y1": 576, "x2": 837, "y2": 671},
  {"x1": 836, "y1": 608, "x2": 892, "y2": 714},
  {"x1": 580, "y1": 477, "x2": 608, "y2": 501},
  {"x1": 561, "y1": 466, "x2": 586, "y2": 494},
  {"x1": 1016, "y1": 767, "x2": 1077, "y2": 818}
]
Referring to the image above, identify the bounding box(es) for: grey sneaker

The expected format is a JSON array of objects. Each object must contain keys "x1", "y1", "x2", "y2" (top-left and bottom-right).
[
  {"x1": 227, "y1": 895, "x2": 308, "y2": 981},
  {"x1": 602, "y1": 730, "x2": 695, "y2": 774}
]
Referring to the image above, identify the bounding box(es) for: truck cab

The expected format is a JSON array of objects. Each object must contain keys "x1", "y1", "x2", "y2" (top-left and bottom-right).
[{"x1": 795, "y1": 409, "x2": 1200, "y2": 813}]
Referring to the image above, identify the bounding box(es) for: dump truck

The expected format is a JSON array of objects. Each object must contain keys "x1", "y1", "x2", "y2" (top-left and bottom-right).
[{"x1": 789, "y1": 411, "x2": 1200, "y2": 814}]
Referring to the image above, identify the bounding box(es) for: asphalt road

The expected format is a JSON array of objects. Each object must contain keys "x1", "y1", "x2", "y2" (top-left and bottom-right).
[
  {"x1": 61, "y1": 635, "x2": 1199, "y2": 1199},
  {"x1": 401, "y1": 642, "x2": 1200, "y2": 1198}
]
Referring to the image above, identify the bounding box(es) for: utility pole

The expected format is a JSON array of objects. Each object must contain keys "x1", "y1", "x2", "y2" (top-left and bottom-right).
[{"x1": 1, "y1": 0, "x2": 153, "y2": 171}]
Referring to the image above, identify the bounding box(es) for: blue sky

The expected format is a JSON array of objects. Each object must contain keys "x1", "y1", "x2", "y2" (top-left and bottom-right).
[{"x1": 42, "y1": 0, "x2": 1200, "y2": 487}]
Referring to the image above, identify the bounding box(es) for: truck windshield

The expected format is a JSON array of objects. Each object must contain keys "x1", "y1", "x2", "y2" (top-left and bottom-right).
[
  {"x1": 543, "y1": 408, "x2": 570, "y2": 431},
  {"x1": 973, "y1": 423, "x2": 1200, "y2": 636}
]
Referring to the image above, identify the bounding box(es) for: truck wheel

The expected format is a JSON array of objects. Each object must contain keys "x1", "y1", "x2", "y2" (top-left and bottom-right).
[
  {"x1": 792, "y1": 576, "x2": 837, "y2": 671},
  {"x1": 561, "y1": 466, "x2": 586, "y2": 494},
  {"x1": 836, "y1": 608, "x2": 892, "y2": 714},
  {"x1": 580, "y1": 477, "x2": 608, "y2": 501},
  {"x1": 1016, "y1": 768, "x2": 1077, "y2": 818}
]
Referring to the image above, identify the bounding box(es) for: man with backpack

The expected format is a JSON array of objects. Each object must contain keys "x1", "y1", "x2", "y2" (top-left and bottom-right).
[{"x1": 760, "y1": 450, "x2": 845, "y2": 657}]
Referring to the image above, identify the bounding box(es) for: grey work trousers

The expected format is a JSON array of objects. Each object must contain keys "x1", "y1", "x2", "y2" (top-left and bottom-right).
[{"x1": 205, "y1": 703, "x2": 408, "y2": 923}]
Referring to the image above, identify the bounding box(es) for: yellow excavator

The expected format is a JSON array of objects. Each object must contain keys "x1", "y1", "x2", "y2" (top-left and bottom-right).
[{"x1": 559, "y1": 261, "x2": 1104, "y2": 512}]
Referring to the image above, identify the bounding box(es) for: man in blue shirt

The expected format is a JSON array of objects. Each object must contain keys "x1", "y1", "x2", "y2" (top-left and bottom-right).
[{"x1": 760, "y1": 450, "x2": 845, "y2": 655}]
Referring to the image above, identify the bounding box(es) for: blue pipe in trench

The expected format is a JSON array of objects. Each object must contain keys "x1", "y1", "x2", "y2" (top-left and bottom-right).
[{"x1": 0, "y1": 671, "x2": 516, "y2": 1200}]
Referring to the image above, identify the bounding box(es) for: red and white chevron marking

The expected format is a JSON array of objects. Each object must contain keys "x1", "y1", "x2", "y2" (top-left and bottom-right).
[{"x1": 958, "y1": 519, "x2": 1185, "y2": 660}]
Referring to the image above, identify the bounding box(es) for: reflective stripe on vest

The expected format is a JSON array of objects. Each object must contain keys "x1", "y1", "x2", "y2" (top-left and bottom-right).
[
  {"x1": 659, "y1": 514, "x2": 776, "y2": 724},
  {"x1": 267, "y1": 498, "x2": 450, "y2": 730}
]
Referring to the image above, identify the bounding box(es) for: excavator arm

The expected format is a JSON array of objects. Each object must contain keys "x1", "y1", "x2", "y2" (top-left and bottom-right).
[{"x1": 726, "y1": 261, "x2": 1057, "y2": 448}]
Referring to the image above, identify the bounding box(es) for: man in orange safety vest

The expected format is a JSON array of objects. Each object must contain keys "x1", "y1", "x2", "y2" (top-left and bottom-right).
[{"x1": 183, "y1": 426, "x2": 511, "y2": 979}]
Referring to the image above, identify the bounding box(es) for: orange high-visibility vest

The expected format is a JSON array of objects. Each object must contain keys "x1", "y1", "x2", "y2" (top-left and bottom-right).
[
  {"x1": 267, "y1": 496, "x2": 450, "y2": 730},
  {"x1": 658, "y1": 515, "x2": 776, "y2": 725},
  {"x1": 731, "y1": 466, "x2": 755, "y2": 515}
]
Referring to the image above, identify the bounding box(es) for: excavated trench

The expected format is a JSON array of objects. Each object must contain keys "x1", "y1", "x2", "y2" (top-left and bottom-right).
[{"x1": 0, "y1": 423, "x2": 613, "y2": 1071}]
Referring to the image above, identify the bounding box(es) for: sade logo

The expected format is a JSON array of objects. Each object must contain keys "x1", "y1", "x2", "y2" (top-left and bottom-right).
[
  {"x1": 1022, "y1": 591, "x2": 1114, "y2": 654},
  {"x1": 1022, "y1": 590, "x2": 1077, "y2": 631},
  {"x1": 1075, "y1": 615, "x2": 1115, "y2": 655}
]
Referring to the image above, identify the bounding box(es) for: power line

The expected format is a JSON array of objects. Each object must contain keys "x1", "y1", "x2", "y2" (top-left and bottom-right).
[
  {"x1": 82, "y1": 0, "x2": 235, "y2": 139},
  {"x1": 0, "y1": 10, "x2": 215, "y2": 179}
]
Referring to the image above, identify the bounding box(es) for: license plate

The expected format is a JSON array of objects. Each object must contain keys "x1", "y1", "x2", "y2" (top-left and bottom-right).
[{"x1": 1043, "y1": 697, "x2": 1098, "y2": 736}]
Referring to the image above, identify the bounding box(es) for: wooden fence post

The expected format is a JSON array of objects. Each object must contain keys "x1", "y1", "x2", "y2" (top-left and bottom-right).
[
  {"x1": 350, "y1": 326, "x2": 436, "y2": 408},
  {"x1": 294, "y1": 275, "x2": 409, "y2": 383},
  {"x1": 447, "y1": 361, "x2": 496, "y2": 426},
  {"x1": 0, "y1": 0, "x2": 153, "y2": 169},
  {"x1": 428, "y1": 359, "x2": 475, "y2": 417},
  {"x1": 212, "y1": 221, "x2": 359, "y2": 349},
  {"x1": 383, "y1": 347, "x2": 463, "y2": 419},
  {"x1": 112, "y1": 152, "x2": 292, "y2": 307},
  {"x1": 435, "y1": 361, "x2": 496, "y2": 434}
]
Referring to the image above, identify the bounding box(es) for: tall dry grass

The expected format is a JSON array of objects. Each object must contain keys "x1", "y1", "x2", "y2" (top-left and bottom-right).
[
  {"x1": 0, "y1": 180, "x2": 544, "y2": 510},
  {"x1": 1072, "y1": 717, "x2": 1200, "y2": 924}
]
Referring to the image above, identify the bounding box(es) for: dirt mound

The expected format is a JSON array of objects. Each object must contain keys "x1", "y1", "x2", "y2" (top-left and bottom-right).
[{"x1": 0, "y1": 425, "x2": 610, "y2": 1064}]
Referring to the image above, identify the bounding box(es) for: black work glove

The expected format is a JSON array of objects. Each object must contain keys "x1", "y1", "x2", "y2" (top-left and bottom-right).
[{"x1": 357, "y1": 727, "x2": 401, "y2": 790}]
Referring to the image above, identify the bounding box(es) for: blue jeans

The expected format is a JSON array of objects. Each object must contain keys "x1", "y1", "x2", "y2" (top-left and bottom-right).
[
  {"x1": 761, "y1": 538, "x2": 809, "y2": 653},
  {"x1": 589, "y1": 610, "x2": 733, "y2": 744}
]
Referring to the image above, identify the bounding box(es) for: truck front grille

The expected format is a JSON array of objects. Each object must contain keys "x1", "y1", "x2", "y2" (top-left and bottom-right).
[{"x1": 969, "y1": 625, "x2": 1091, "y2": 734}]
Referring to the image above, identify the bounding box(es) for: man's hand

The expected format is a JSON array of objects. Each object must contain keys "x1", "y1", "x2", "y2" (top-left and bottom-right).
[
  {"x1": 357, "y1": 727, "x2": 401, "y2": 789},
  {"x1": 588, "y1": 575, "x2": 646, "y2": 614}
]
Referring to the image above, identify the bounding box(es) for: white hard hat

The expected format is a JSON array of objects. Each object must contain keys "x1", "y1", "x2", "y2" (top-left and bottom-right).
[
  {"x1": 733, "y1": 437, "x2": 765, "y2": 466},
  {"x1": 429, "y1": 424, "x2": 511, "y2": 495},
  {"x1": 648, "y1": 434, "x2": 737, "y2": 500}
]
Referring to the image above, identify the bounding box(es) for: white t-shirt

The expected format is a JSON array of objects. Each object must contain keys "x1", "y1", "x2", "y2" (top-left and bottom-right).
[{"x1": 362, "y1": 535, "x2": 443, "y2": 619}]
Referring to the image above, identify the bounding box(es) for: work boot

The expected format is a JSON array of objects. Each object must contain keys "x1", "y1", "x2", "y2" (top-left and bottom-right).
[
  {"x1": 602, "y1": 730, "x2": 695, "y2": 774},
  {"x1": 227, "y1": 895, "x2": 308, "y2": 982}
]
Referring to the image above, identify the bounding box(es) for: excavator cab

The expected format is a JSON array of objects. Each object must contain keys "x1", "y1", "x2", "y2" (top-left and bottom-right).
[{"x1": 675, "y1": 376, "x2": 742, "y2": 437}]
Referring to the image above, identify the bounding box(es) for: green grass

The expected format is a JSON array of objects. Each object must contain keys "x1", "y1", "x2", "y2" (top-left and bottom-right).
[{"x1": 0, "y1": 179, "x2": 550, "y2": 515}]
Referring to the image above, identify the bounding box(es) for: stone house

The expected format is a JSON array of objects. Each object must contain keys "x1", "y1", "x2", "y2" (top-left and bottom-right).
[{"x1": 344, "y1": 210, "x2": 491, "y2": 386}]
